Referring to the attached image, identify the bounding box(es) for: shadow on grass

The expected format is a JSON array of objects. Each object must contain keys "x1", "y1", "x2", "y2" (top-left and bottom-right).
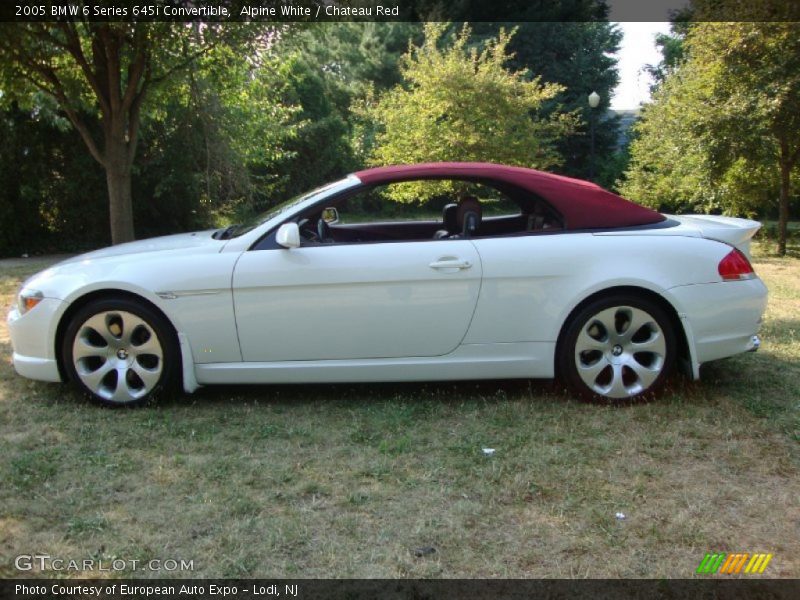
[
  {"x1": 181, "y1": 377, "x2": 565, "y2": 411},
  {"x1": 5, "y1": 332, "x2": 796, "y2": 443}
]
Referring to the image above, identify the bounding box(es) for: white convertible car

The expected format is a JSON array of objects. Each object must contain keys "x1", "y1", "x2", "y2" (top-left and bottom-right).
[{"x1": 8, "y1": 163, "x2": 767, "y2": 406}]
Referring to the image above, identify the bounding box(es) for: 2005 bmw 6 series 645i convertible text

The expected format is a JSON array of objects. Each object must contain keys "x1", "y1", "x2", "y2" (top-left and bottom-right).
[{"x1": 8, "y1": 163, "x2": 767, "y2": 407}]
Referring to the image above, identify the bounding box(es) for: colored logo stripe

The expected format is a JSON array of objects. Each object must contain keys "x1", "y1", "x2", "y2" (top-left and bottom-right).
[
  {"x1": 697, "y1": 553, "x2": 773, "y2": 574},
  {"x1": 697, "y1": 553, "x2": 726, "y2": 574},
  {"x1": 745, "y1": 554, "x2": 773, "y2": 574},
  {"x1": 720, "y1": 553, "x2": 749, "y2": 574}
]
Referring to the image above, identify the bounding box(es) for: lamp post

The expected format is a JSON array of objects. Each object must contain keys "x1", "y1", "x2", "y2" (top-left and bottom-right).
[{"x1": 588, "y1": 91, "x2": 600, "y2": 181}]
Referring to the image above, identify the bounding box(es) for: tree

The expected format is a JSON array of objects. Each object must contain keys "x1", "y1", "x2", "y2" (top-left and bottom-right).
[
  {"x1": 361, "y1": 23, "x2": 576, "y2": 202},
  {"x1": 617, "y1": 73, "x2": 720, "y2": 214},
  {"x1": 269, "y1": 23, "x2": 422, "y2": 200},
  {"x1": 621, "y1": 21, "x2": 800, "y2": 254},
  {"x1": 117, "y1": 42, "x2": 300, "y2": 235},
  {"x1": 0, "y1": 37, "x2": 300, "y2": 256},
  {"x1": 643, "y1": 20, "x2": 690, "y2": 90},
  {"x1": 0, "y1": 22, "x2": 261, "y2": 244},
  {"x1": 703, "y1": 22, "x2": 800, "y2": 255},
  {"x1": 472, "y1": 20, "x2": 622, "y2": 183}
]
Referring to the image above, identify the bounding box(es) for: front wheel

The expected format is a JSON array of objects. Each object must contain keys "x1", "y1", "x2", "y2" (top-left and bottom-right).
[
  {"x1": 62, "y1": 297, "x2": 178, "y2": 407},
  {"x1": 558, "y1": 295, "x2": 676, "y2": 402}
]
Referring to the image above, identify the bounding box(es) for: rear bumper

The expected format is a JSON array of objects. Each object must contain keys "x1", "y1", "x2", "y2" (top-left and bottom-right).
[{"x1": 669, "y1": 278, "x2": 768, "y2": 377}]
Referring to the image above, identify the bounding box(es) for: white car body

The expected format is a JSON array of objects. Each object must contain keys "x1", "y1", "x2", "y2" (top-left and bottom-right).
[{"x1": 7, "y1": 170, "x2": 767, "y2": 399}]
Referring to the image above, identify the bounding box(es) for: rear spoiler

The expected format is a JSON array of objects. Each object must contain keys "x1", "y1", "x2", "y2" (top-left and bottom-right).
[{"x1": 668, "y1": 215, "x2": 761, "y2": 258}]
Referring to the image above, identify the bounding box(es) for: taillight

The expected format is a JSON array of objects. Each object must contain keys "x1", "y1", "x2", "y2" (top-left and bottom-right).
[{"x1": 718, "y1": 248, "x2": 755, "y2": 281}]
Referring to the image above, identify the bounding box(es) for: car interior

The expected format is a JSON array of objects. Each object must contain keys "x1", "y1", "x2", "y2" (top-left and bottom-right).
[{"x1": 291, "y1": 179, "x2": 564, "y2": 246}]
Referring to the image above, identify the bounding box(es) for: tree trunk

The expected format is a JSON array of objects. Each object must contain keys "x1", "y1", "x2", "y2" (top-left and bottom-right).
[
  {"x1": 105, "y1": 150, "x2": 135, "y2": 245},
  {"x1": 778, "y1": 142, "x2": 791, "y2": 257}
]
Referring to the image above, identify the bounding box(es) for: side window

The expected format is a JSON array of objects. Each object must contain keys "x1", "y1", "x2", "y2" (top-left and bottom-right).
[
  {"x1": 290, "y1": 178, "x2": 560, "y2": 247},
  {"x1": 334, "y1": 185, "x2": 443, "y2": 225},
  {"x1": 480, "y1": 188, "x2": 520, "y2": 218},
  {"x1": 334, "y1": 182, "x2": 518, "y2": 223}
]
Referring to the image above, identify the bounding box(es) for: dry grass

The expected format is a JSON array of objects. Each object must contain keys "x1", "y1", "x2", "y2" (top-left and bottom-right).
[{"x1": 0, "y1": 248, "x2": 798, "y2": 579}]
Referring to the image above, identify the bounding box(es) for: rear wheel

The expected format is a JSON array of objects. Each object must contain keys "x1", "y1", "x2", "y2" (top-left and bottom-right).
[
  {"x1": 558, "y1": 295, "x2": 676, "y2": 402},
  {"x1": 62, "y1": 297, "x2": 178, "y2": 407}
]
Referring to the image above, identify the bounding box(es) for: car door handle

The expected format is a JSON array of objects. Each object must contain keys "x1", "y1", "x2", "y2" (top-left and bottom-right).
[{"x1": 429, "y1": 258, "x2": 472, "y2": 270}]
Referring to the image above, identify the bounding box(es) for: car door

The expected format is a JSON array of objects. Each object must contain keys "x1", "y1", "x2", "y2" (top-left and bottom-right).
[
  {"x1": 464, "y1": 232, "x2": 597, "y2": 346},
  {"x1": 232, "y1": 240, "x2": 482, "y2": 361}
]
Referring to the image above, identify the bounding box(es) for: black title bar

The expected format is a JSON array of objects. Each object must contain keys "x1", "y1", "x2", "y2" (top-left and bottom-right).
[
  {"x1": 3, "y1": 579, "x2": 800, "y2": 600},
  {"x1": 2, "y1": 0, "x2": 800, "y2": 23}
]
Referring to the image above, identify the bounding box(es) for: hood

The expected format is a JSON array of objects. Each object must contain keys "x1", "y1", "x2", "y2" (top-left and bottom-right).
[{"x1": 59, "y1": 229, "x2": 223, "y2": 264}]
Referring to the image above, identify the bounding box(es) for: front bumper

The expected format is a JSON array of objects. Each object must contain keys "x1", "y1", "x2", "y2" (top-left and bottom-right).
[
  {"x1": 11, "y1": 353, "x2": 61, "y2": 381},
  {"x1": 7, "y1": 299, "x2": 64, "y2": 383}
]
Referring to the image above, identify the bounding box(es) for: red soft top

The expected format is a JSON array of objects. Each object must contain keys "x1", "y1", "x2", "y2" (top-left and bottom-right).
[{"x1": 354, "y1": 162, "x2": 664, "y2": 230}]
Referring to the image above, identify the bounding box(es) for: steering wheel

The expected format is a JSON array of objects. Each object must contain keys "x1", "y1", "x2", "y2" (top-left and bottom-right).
[{"x1": 317, "y1": 218, "x2": 331, "y2": 243}]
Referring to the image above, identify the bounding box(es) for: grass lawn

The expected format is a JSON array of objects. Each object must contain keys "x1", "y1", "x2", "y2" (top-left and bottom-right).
[{"x1": 0, "y1": 245, "x2": 798, "y2": 579}]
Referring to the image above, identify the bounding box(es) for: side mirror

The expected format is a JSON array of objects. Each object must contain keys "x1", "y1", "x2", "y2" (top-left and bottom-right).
[
  {"x1": 321, "y1": 207, "x2": 339, "y2": 224},
  {"x1": 276, "y1": 222, "x2": 300, "y2": 249}
]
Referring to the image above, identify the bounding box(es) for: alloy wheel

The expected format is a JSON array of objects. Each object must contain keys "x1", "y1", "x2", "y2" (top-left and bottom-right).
[
  {"x1": 71, "y1": 310, "x2": 164, "y2": 404},
  {"x1": 573, "y1": 305, "x2": 667, "y2": 399}
]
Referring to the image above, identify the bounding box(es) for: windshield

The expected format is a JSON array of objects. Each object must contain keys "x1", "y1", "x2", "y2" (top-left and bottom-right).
[{"x1": 226, "y1": 179, "x2": 350, "y2": 238}]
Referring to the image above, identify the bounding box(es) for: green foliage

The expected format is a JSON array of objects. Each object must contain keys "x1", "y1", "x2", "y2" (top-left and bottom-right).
[
  {"x1": 178, "y1": 42, "x2": 302, "y2": 223},
  {"x1": 361, "y1": 23, "x2": 577, "y2": 203},
  {"x1": 268, "y1": 23, "x2": 422, "y2": 204},
  {"x1": 0, "y1": 23, "x2": 421, "y2": 254},
  {"x1": 619, "y1": 68, "x2": 720, "y2": 213},
  {"x1": 0, "y1": 20, "x2": 630, "y2": 254},
  {"x1": 0, "y1": 103, "x2": 108, "y2": 256},
  {"x1": 0, "y1": 46, "x2": 303, "y2": 254},
  {"x1": 621, "y1": 21, "x2": 800, "y2": 234},
  {"x1": 0, "y1": 22, "x2": 282, "y2": 243},
  {"x1": 643, "y1": 21, "x2": 690, "y2": 90},
  {"x1": 470, "y1": 17, "x2": 622, "y2": 181}
]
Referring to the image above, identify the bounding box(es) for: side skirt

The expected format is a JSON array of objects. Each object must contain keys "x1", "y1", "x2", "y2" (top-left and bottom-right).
[{"x1": 194, "y1": 342, "x2": 555, "y2": 385}]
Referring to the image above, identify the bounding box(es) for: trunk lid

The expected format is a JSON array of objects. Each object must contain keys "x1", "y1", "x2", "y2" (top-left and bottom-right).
[{"x1": 668, "y1": 215, "x2": 761, "y2": 257}]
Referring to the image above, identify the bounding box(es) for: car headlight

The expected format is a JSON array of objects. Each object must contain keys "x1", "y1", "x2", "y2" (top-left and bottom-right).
[{"x1": 17, "y1": 289, "x2": 44, "y2": 315}]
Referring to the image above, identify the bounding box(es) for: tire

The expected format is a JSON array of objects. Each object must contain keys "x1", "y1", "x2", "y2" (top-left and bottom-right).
[
  {"x1": 557, "y1": 294, "x2": 676, "y2": 403},
  {"x1": 62, "y1": 297, "x2": 179, "y2": 407}
]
